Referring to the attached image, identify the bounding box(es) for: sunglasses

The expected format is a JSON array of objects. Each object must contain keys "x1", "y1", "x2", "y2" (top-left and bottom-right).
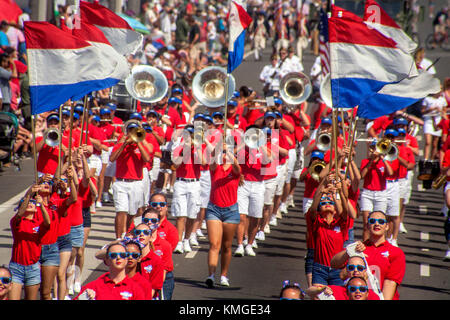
[
  {"x1": 142, "y1": 217, "x2": 159, "y2": 224},
  {"x1": 368, "y1": 218, "x2": 387, "y2": 225},
  {"x1": 150, "y1": 201, "x2": 167, "y2": 208},
  {"x1": 134, "y1": 229, "x2": 152, "y2": 236},
  {"x1": 346, "y1": 264, "x2": 366, "y2": 272},
  {"x1": 108, "y1": 252, "x2": 129, "y2": 259},
  {"x1": 0, "y1": 277, "x2": 12, "y2": 285},
  {"x1": 127, "y1": 252, "x2": 141, "y2": 260},
  {"x1": 319, "y1": 201, "x2": 335, "y2": 206},
  {"x1": 28, "y1": 199, "x2": 37, "y2": 205},
  {"x1": 347, "y1": 285, "x2": 368, "y2": 293}
]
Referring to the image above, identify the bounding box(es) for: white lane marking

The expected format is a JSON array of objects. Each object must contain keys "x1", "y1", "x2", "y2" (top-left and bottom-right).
[
  {"x1": 418, "y1": 149, "x2": 424, "y2": 157},
  {"x1": 185, "y1": 250, "x2": 198, "y2": 259},
  {"x1": 421, "y1": 248, "x2": 429, "y2": 252},
  {"x1": 420, "y1": 232, "x2": 429, "y2": 241},
  {"x1": 417, "y1": 184, "x2": 424, "y2": 191},
  {"x1": 419, "y1": 205, "x2": 427, "y2": 214},
  {"x1": 420, "y1": 264, "x2": 430, "y2": 277},
  {"x1": 416, "y1": 135, "x2": 422, "y2": 142},
  {"x1": 0, "y1": 188, "x2": 29, "y2": 215}
]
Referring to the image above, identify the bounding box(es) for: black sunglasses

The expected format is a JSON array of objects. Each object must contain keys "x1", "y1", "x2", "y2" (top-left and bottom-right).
[{"x1": 0, "y1": 277, "x2": 12, "y2": 285}]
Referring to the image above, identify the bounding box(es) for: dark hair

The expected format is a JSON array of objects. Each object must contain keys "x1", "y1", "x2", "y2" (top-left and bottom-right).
[
  {"x1": 105, "y1": 242, "x2": 127, "y2": 256},
  {"x1": 150, "y1": 192, "x2": 167, "y2": 202},
  {"x1": 123, "y1": 239, "x2": 143, "y2": 255},
  {"x1": 142, "y1": 207, "x2": 161, "y2": 219},
  {"x1": 346, "y1": 276, "x2": 368, "y2": 288},
  {"x1": 367, "y1": 210, "x2": 387, "y2": 220},
  {"x1": 279, "y1": 285, "x2": 303, "y2": 299}
]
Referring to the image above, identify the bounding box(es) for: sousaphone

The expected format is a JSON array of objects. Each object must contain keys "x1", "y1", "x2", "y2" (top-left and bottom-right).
[
  {"x1": 125, "y1": 65, "x2": 169, "y2": 103},
  {"x1": 192, "y1": 66, "x2": 236, "y2": 108}
]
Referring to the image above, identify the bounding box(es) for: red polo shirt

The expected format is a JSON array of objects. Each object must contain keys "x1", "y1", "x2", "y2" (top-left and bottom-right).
[
  {"x1": 360, "y1": 158, "x2": 388, "y2": 191},
  {"x1": 301, "y1": 167, "x2": 320, "y2": 198},
  {"x1": 153, "y1": 236, "x2": 174, "y2": 272},
  {"x1": 99, "y1": 122, "x2": 116, "y2": 147},
  {"x1": 113, "y1": 143, "x2": 148, "y2": 180},
  {"x1": 40, "y1": 196, "x2": 69, "y2": 245},
  {"x1": 241, "y1": 148, "x2": 263, "y2": 181},
  {"x1": 138, "y1": 250, "x2": 165, "y2": 291},
  {"x1": 157, "y1": 218, "x2": 178, "y2": 251},
  {"x1": 129, "y1": 272, "x2": 153, "y2": 300},
  {"x1": 36, "y1": 136, "x2": 69, "y2": 175},
  {"x1": 328, "y1": 285, "x2": 381, "y2": 300},
  {"x1": 173, "y1": 144, "x2": 202, "y2": 179},
  {"x1": 209, "y1": 164, "x2": 241, "y2": 208},
  {"x1": 75, "y1": 273, "x2": 147, "y2": 300}
]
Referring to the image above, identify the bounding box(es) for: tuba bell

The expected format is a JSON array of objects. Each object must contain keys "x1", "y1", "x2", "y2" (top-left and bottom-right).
[
  {"x1": 244, "y1": 128, "x2": 267, "y2": 149},
  {"x1": 384, "y1": 143, "x2": 398, "y2": 162},
  {"x1": 125, "y1": 65, "x2": 168, "y2": 103},
  {"x1": 316, "y1": 132, "x2": 332, "y2": 151},
  {"x1": 279, "y1": 72, "x2": 312, "y2": 106},
  {"x1": 123, "y1": 119, "x2": 146, "y2": 143},
  {"x1": 192, "y1": 66, "x2": 236, "y2": 108},
  {"x1": 44, "y1": 128, "x2": 60, "y2": 148},
  {"x1": 309, "y1": 160, "x2": 326, "y2": 181}
]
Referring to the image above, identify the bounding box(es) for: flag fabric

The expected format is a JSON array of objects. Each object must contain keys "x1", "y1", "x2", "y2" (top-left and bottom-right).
[
  {"x1": 318, "y1": 8, "x2": 330, "y2": 77},
  {"x1": 227, "y1": 1, "x2": 253, "y2": 73},
  {"x1": 357, "y1": 71, "x2": 441, "y2": 119},
  {"x1": 274, "y1": 0, "x2": 284, "y2": 39},
  {"x1": 363, "y1": 0, "x2": 417, "y2": 54},
  {"x1": 79, "y1": 1, "x2": 143, "y2": 56},
  {"x1": 0, "y1": 0, "x2": 22, "y2": 24},
  {"x1": 328, "y1": 5, "x2": 417, "y2": 110},
  {"x1": 25, "y1": 21, "x2": 129, "y2": 115}
]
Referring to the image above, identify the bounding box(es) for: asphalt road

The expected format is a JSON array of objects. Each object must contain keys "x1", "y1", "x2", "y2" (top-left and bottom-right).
[{"x1": 0, "y1": 2, "x2": 449, "y2": 301}]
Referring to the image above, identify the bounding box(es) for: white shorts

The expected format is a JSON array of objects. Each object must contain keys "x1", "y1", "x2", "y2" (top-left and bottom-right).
[
  {"x1": 398, "y1": 178, "x2": 409, "y2": 202},
  {"x1": 360, "y1": 188, "x2": 387, "y2": 213},
  {"x1": 423, "y1": 118, "x2": 442, "y2": 137},
  {"x1": 142, "y1": 167, "x2": 151, "y2": 206},
  {"x1": 105, "y1": 147, "x2": 116, "y2": 177},
  {"x1": 385, "y1": 180, "x2": 400, "y2": 217},
  {"x1": 150, "y1": 157, "x2": 160, "y2": 182},
  {"x1": 293, "y1": 143, "x2": 304, "y2": 180},
  {"x1": 263, "y1": 177, "x2": 277, "y2": 205},
  {"x1": 101, "y1": 149, "x2": 109, "y2": 164},
  {"x1": 199, "y1": 170, "x2": 211, "y2": 209},
  {"x1": 286, "y1": 148, "x2": 297, "y2": 182},
  {"x1": 171, "y1": 179, "x2": 201, "y2": 219},
  {"x1": 303, "y1": 197, "x2": 313, "y2": 215},
  {"x1": 275, "y1": 163, "x2": 288, "y2": 196},
  {"x1": 112, "y1": 179, "x2": 144, "y2": 216},
  {"x1": 237, "y1": 180, "x2": 265, "y2": 218},
  {"x1": 87, "y1": 154, "x2": 102, "y2": 177}
]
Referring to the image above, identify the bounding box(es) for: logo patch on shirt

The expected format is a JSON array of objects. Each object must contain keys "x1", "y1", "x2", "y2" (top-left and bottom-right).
[
  {"x1": 159, "y1": 231, "x2": 166, "y2": 239},
  {"x1": 381, "y1": 251, "x2": 390, "y2": 258},
  {"x1": 32, "y1": 226, "x2": 40, "y2": 233},
  {"x1": 155, "y1": 249, "x2": 163, "y2": 257},
  {"x1": 144, "y1": 265, "x2": 153, "y2": 273},
  {"x1": 120, "y1": 291, "x2": 133, "y2": 300},
  {"x1": 333, "y1": 226, "x2": 341, "y2": 233},
  {"x1": 380, "y1": 167, "x2": 385, "y2": 173}
]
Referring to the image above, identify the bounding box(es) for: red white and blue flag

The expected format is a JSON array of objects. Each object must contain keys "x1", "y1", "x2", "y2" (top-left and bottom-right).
[
  {"x1": 80, "y1": 1, "x2": 143, "y2": 56},
  {"x1": 24, "y1": 21, "x2": 129, "y2": 115},
  {"x1": 227, "y1": 1, "x2": 253, "y2": 73},
  {"x1": 328, "y1": 5, "x2": 417, "y2": 110},
  {"x1": 319, "y1": 8, "x2": 330, "y2": 77}
]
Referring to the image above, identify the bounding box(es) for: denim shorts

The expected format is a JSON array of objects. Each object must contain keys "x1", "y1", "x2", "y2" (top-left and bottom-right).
[
  {"x1": 304, "y1": 248, "x2": 315, "y2": 274},
  {"x1": 70, "y1": 224, "x2": 84, "y2": 248},
  {"x1": 344, "y1": 228, "x2": 355, "y2": 248},
  {"x1": 40, "y1": 243, "x2": 60, "y2": 266},
  {"x1": 57, "y1": 233, "x2": 72, "y2": 253},
  {"x1": 206, "y1": 202, "x2": 240, "y2": 224},
  {"x1": 82, "y1": 207, "x2": 91, "y2": 228},
  {"x1": 312, "y1": 262, "x2": 344, "y2": 286},
  {"x1": 9, "y1": 261, "x2": 41, "y2": 286}
]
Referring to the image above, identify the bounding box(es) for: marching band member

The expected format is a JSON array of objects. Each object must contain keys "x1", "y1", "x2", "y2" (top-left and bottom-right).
[
  {"x1": 259, "y1": 53, "x2": 281, "y2": 96},
  {"x1": 109, "y1": 121, "x2": 153, "y2": 239}
]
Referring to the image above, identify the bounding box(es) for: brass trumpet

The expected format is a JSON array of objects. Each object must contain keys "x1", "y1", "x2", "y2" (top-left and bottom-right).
[
  {"x1": 308, "y1": 160, "x2": 326, "y2": 181},
  {"x1": 123, "y1": 119, "x2": 146, "y2": 143},
  {"x1": 316, "y1": 132, "x2": 332, "y2": 152},
  {"x1": 432, "y1": 173, "x2": 447, "y2": 189}
]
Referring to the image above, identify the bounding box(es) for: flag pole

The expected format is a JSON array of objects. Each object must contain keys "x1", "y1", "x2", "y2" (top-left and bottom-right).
[
  {"x1": 57, "y1": 105, "x2": 63, "y2": 178},
  {"x1": 31, "y1": 114, "x2": 38, "y2": 183},
  {"x1": 79, "y1": 95, "x2": 87, "y2": 146},
  {"x1": 68, "y1": 104, "x2": 74, "y2": 166}
]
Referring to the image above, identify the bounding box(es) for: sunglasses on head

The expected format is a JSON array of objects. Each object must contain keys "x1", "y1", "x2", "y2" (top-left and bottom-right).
[
  {"x1": 150, "y1": 201, "x2": 167, "y2": 208},
  {"x1": 346, "y1": 264, "x2": 366, "y2": 272},
  {"x1": 108, "y1": 252, "x2": 129, "y2": 259},
  {"x1": 134, "y1": 229, "x2": 152, "y2": 236},
  {"x1": 347, "y1": 285, "x2": 368, "y2": 293},
  {"x1": 0, "y1": 277, "x2": 12, "y2": 285},
  {"x1": 368, "y1": 218, "x2": 387, "y2": 225},
  {"x1": 142, "y1": 217, "x2": 159, "y2": 224}
]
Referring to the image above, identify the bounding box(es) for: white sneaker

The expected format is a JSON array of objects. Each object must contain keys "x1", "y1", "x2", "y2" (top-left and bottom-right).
[
  {"x1": 264, "y1": 224, "x2": 271, "y2": 234},
  {"x1": 220, "y1": 275, "x2": 230, "y2": 287},
  {"x1": 64, "y1": 295, "x2": 71, "y2": 300},
  {"x1": 444, "y1": 250, "x2": 450, "y2": 261},
  {"x1": 205, "y1": 275, "x2": 215, "y2": 288},
  {"x1": 391, "y1": 239, "x2": 398, "y2": 247},
  {"x1": 245, "y1": 244, "x2": 256, "y2": 256},
  {"x1": 287, "y1": 195, "x2": 295, "y2": 208},
  {"x1": 68, "y1": 284, "x2": 74, "y2": 296},
  {"x1": 189, "y1": 234, "x2": 199, "y2": 247},
  {"x1": 243, "y1": 237, "x2": 248, "y2": 246},
  {"x1": 255, "y1": 230, "x2": 265, "y2": 241},
  {"x1": 169, "y1": 186, "x2": 174, "y2": 193},
  {"x1": 196, "y1": 229, "x2": 206, "y2": 238},
  {"x1": 252, "y1": 240, "x2": 258, "y2": 249},
  {"x1": 276, "y1": 208, "x2": 282, "y2": 219},
  {"x1": 399, "y1": 223, "x2": 408, "y2": 234},
  {"x1": 201, "y1": 220, "x2": 207, "y2": 230},
  {"x1": 183, "y1": 239, "x2": 192, "y2": 253},
  {"x1": 96, "y1": 201, "x2": 102, "y2": 208},
  {"x1": 90, "y1": 204, "x2": 96, "y2": 214},
  {"x1": 269, "y1": 215, "x2": 277, "y2": 226},
  {"x1": 74, "y1": 281, "x2": 81, "y2": 294},
  {"x1": 280, "y1": 203, "x2": 288, "y2": 214},
  {"x1": 174, "y1": 241, "x2": 184, "y2": 254},
  {"x1": 234, "y1": 244, "x2": 244, "y2": 257}
]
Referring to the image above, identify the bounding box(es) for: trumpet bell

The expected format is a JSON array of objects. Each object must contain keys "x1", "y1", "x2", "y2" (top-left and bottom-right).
[
  {"x1": 384, "y1": 143, "x2": 398, "y2": 162},
  {"x1": 125, "y1": 65, "x2": 168, "y2": 103},
  {"x1": 309, "y1": 161, "x2": 326, "y2": 181},
  {"x1": 279, "y1": 72, "x2": 312, "y2": 105},
  {"x1": 376, "y1": 138, "x2": 392, "y2": 155},
  {"x1": 244, "y1": 128, "x2": 267, "y2": 149},
  {"x1": 44, "y1": 128, "x2": 60, "y2": 148},
  {"x1": 192, "y1": 66, "x2": 236, "y2": 108},
  {"x1": 316, "y1": 132, "x2": 332, "y2": 152},
  {"x1": 129, "y1": 127, "x2": 146, "y2": 143}
]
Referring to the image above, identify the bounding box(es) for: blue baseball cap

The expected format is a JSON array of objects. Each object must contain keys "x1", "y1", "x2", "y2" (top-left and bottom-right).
[
  {"x1": 172, "y1": 87, "x2": 183, "y2": 95},
  {"x1": 228, "y1": 100, "x2": 238, "y2": 107},
  {"x1": 46, "y1": 113, "x2": 59, "y2": 123},
  {"x1": 74, "y1": 105, "x2": 84, "y2": 114},
  {"x1": 72, "y1": 112, "x2": 80, "y2": 120},
  {"x1": 143, "y1": 124, "x2": 153, "y2": 132},
  {"x1": 168, "y1": 97, "x2": 182, "y2": 104},
  {"x1": 264, "y1": 111, "x2": 276, "y2": 119},
  {"x1": 233, "y1": 91, "x2": 240, "y2": 98},
  {"x1": 129, "y1": 112, "x2": 143, "y2": 121},
  {"x1": 203, "y1": 115, "x2": 213, "y2": 123},
  {"x1": 397, "y1": 128, "x2": 406, "y2": 135},
  {"x1": 274, "y1": 97, "x2": 283, "y2": 105},
  {"x1": 100, "y1": 108, "x2": 111, "y2": 116},
  {"x1": 92, "y1": 115, "x2": 101, "y2": 122},
  {"x1": 321, "y1": 117, "x2": 332, "y2": 125},
  {"x1": 184, "y1": 125, "x2": 195, "y2": 134},
  {"x1": 262, "y1": 126, "x2": 272, "y2": 135},
  {"x1": 146, "y1": 110, "x2": 159, "y2": 118},
  {"x1": 106, "y1": 102, "x2": 117, "y2": 111},
  {"x1": 385, "y1": 129, "x2": 398, "y2": 137},
  {"x1": 212, "y1": 111, "x2": 224, "y2": 118},
  {"x1": 274, "y1": 111, "x2": 283, "y2": 119},
  {"x1": 62, "y1": 109, "x2": 71, "y2": 117},
  {"x1": 193, "y1": 113, "x2": 205, "y2": 120},
  {"x1": 311, "y1": 150, "x2": 324, "y2": 160},
  {"x1": 126, "y1": 122, "x2": 139, "y2": 131},
  {"x1": 393, "y1": 118, "x2": 408, "y2": 126}
]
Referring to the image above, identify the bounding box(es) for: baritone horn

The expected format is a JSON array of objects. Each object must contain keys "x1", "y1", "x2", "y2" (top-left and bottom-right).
[
  {"x1": 279, "y1": 72, "x2": 312, "y2": 106},
  {"x1": 316, "y1": 132, "x2": 332, "y2": 151},
  {"x1": 309, "y1": 160, "x2": 326, "y2": 181},
  {"x1": 244, "y1": 128, "x2": 267, "y2": 149},
  {"x1": 44, "y1": 128, "x2": 60, "y2": 148},
  {"x1": 125, "y1": 65, "x2": 168, "y2": 103},
  {"x1": 192, "y1": 66, "x2": 236, "y2": 108}
]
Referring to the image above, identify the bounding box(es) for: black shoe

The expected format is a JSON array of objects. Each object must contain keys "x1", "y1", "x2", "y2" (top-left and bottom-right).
[{"x1": 205, "y1": 276, "x2": 215, "y2": 288}]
